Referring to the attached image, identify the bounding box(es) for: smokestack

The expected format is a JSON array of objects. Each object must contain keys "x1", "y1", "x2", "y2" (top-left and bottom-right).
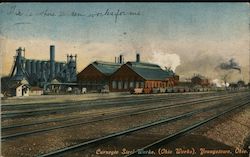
[
  {"x1": 115, "y1": 57, "x2": 117, "y2": 63},
  {"x1": 119, "y1": 55, "x2": 123, "y2": 64},
  {"x1": 136, "y1": 53, "x2": 140, "y2": 62},
  {"x1": 50, "y1": 45, "x2": 55, "y2": 80}
]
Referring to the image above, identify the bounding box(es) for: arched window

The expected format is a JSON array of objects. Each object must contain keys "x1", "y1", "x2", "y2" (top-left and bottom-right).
[
  {"x1": 118, "y1": 81, "x2": 122, "y2": 89},
  {"x1": 124, "y1": 80, "x2": 128, "y2": 89},
  {"x1": 129, "y1": 81, "x2": 134, "y2": 88},
  {"x1": 140, "y1": 81, "x2": 144, "y2": 88},
  {"x1": 112, "y1": 80, "x2": 117, "y2": 89}
]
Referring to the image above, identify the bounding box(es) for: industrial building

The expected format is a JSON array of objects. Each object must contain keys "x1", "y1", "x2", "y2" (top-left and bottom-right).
[
  {"x1": 191, "y1": 74, "x2": 210, "y2": 87},
  {"x1": 3, "y1": 45, "x2": 78, "y2": 96},
  {"x1": 77, "y1": 54, "x2": 179, "y2": 92},
  {"x1": 77, "y1": 55, "x2": 123, "y2": 91},
  {"x1": 110, "y1": 54, "x2": 179, "y2": 92},
  {"x1": 9, "y1": 46, "x2": 77, "y2": 87}
]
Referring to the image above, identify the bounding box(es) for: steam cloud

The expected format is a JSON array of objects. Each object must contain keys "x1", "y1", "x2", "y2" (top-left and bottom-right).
[
  {"x1": 149, "y1": 51, "x2": 181, "y2": 71},
  {"x1": 211, "y1": 79, "x2": 229, "y2": 87},
  {"x1": 219, "y1": 58, "x2": 241, "y2": 73}
]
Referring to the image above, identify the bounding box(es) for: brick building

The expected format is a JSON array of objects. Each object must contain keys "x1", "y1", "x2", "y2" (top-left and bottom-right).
[
  {"x1": 191, "y1": 74, "x2": 209, "y2": 87},
  {"x1": 77, "y1": 54, "x2": 179, "y2": 92},
  {"x1": 110, "y1": 61, "x2": 179, "y2": 92},
  {"x1": 77, "y1": 61, "x2": 122, "y2": 91}
]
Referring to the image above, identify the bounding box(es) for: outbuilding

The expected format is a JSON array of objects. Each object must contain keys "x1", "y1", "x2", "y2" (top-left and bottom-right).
[{"x1": 9, "y1": 79, "x2": 30, "y2": 97}]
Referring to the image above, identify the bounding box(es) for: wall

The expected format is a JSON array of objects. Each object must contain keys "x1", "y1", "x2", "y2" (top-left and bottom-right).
[
  {"x1": 77, "y1": 64, "x2": 109, "y2": 91},
  {"x1": 110, "y1": 64, "x2": 145, "y2": 92}
]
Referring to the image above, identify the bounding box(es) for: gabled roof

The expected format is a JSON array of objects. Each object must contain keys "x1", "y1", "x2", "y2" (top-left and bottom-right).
[
  {"x1": 126, "y1": 61, "x2": 175, "y2": 81},
  {"x1": 50, "y1": 79, "x2": 61, "y2": 84},
  {"x1": 91, "y1": 61, "x2": 122, "y2": 76}
]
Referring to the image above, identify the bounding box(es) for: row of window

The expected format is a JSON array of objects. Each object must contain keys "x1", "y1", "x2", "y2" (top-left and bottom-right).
[
  {"x1": 145, "y1": 81, "x2": 168, "y2": 88},
  {"x1": 112, "y1": 80, "x2": 144, "y2": 89}
]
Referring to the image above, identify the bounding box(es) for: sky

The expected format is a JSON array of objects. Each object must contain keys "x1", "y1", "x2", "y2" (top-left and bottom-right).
[{"x1": 0, "y1": 3, "x2": 249, "y2": 83}]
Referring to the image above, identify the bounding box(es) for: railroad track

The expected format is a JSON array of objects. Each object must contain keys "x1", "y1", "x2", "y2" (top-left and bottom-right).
[
  {"x1": 1, "y1": 94, "x2": 206, "y2": 119},
  {"x1": 2, "y1": 93, "x2": 236, "y2": 131},
  {"x1": 2, "y1": 93, "x2": 248, "y2": 142},
  {"x1": 35, "y1": 95, "x2": 250, "y2": 157},
  {"x1": 1, "y1": 92, "x2": 244, "y2": 119},
  {"x1": 2, "y1": 92, "x2": 214, "y2": 110},
  {"x1": 125, "y1": 100, "x2": 250, "y2": 157}
]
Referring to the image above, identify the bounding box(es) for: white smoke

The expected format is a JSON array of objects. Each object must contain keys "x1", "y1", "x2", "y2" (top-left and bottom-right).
[
  {"x1": 211, "y1": 79, "x2": 229, "y2": 87},
  {"x1": 149, "y1": 51, "x2": 181, "y2": 71}
]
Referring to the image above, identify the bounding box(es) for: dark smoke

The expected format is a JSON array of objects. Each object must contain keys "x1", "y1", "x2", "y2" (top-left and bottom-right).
[{"x1": 219, "y1": 58, "x2": 241, "y2": 73}]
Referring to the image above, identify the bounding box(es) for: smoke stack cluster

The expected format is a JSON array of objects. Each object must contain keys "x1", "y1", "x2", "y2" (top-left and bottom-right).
[{"x1": 115, "y1": 55, "x2": 124, "y2": 64}]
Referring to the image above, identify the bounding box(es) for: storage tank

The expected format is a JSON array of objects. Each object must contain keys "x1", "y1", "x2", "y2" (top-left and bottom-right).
[
  {"x1": 31, "y1": 60, "x2": 37, "y2": 74},
  {"x1": 25, "y1": 59, "x2": 31, "y2": 75},
  {"x1": 55, "y1": 62, "x2": 60, "y2": 76},
  {"x1": 36, "y1": 61, "x2": 41, "y2": 77}
]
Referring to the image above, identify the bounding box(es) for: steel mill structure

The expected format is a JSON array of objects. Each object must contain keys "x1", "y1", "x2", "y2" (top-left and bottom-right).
[{"x1": 10, "y1": 46, "x2": 77, "y2": 86}]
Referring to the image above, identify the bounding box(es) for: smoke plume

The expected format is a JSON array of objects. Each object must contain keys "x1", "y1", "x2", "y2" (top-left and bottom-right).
[
  {"x1": 219, "y1": 58, "x2": 241, "y2": 73},
  {"x1": 211, "y1": 79, "x2": 229, "y2": 87},
  {"x1": 149, "y1": 51, "x2": 181, "y2": 71}
]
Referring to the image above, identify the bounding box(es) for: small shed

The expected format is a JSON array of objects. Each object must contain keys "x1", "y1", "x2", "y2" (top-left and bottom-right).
[
  {"x1": 30, "y1": 87, "x2": 44, "y2": 96},
  {"x1": 9, "y1": 82, "x2": 30, "y2": 97}
]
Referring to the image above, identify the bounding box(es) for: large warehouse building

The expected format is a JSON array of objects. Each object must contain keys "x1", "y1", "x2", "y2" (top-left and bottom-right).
[{"x1": 77, "y1": 54, "x2": 179, "y2": 92}]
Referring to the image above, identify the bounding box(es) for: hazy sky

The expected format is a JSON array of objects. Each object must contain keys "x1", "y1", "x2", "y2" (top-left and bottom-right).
[{"x1": 0, "y1": 3, "x2": 249, "y2": 82}]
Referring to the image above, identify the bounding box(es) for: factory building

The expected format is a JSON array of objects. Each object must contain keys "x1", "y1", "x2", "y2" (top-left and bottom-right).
[
  {"x1": 110, "y1": 54, "x2": 179, "y2": 92},
  {"x1": 77, "y1": 58, "x2": 122, "y2": 91},
  {"x1": 9, "y1": 46, "x2": 77, "y2": 87},
  {"x1": 77, "y1": 53, "x2": 179, "y2": 92},
  {"x1": 191, "y1": 74, "x2": 209, "y2": 87}
]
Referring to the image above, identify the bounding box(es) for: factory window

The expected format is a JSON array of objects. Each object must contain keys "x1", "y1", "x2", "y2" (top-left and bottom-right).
[
  {"x1": 118, "y1": 81, "x2": 122, "y2": 89},
  {"x1": 124, "y1": 81, "x2": 128, "y2": 89},
  {"x1": 141, "y1": 82, "x2": 144, "y2": 88},
  {"x1": 129, "y1": 81, "x2": 134, "y2": 88},
  {"x1": 112, "y1": 81, "x2": 117, "y2": 89},
  {"x1": 135, "y1": 81, "x2": 139, "y2": 88}
]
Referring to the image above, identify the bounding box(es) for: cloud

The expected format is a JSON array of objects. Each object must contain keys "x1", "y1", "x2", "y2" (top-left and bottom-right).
[{"x1": 148, "y1": 51, "x2": 181, "y2": 71}]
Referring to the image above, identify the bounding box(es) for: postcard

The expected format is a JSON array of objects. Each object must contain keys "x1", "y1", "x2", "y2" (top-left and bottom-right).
[{"x1": 0, "y1": 3, "x2": 249, "y2": 157}]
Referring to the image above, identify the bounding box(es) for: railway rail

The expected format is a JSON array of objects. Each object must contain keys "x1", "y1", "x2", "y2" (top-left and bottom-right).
[
  {"x1": 2, "y1": 93, "x2": 236, "y2": 130},
  {"x1": 1, "y1": 92, "x2": 245, "y2": 119},
  {"x1": 36, "y1": 95, "x2": 250, "y2": 157},
  {"x1": 125, "y1": 100, "x2": 250, "y2": 156},
  {"x1": 2, "y1": 93, "x2": 244, "y2": 141}
]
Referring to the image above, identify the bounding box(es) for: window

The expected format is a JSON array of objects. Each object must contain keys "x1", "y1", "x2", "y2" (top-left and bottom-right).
[
  {"x1": 141, "y1": 81, "x2": 144, "y2": 88},
  {"x1": 112, "y1": 81, "x2": 117, "y2": 89},
  {"x1": 118, "y1": 81, "x2": 122, "y2": 89},
  {"x1": 135, "y1": 81, "x2": 139, "y2": 88},
  {"x1": 129, "y1": 81, "x2": 134, "y2": 88},
  {"x1": 124, "y1": 81, "x2": 128, "y2": 89}
]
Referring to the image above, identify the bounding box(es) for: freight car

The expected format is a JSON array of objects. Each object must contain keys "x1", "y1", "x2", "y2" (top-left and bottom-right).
[{"x1": 130, "y1": 86, "x2": 209, "y2": 94}]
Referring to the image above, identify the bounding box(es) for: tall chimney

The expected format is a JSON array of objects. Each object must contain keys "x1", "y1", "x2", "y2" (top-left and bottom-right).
[
  {"x1": 136, "y1": 53, "x2": 140, "y2": 62},
  {"x1": 119, "y1": 55, "x2": 123, "y2": 64},
  {"x1": 115, "y1": 57, "x2": 117, "y2": 63},
  {"x1": 50, "y1": 45, "x2": 55, "y2": 80}
]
